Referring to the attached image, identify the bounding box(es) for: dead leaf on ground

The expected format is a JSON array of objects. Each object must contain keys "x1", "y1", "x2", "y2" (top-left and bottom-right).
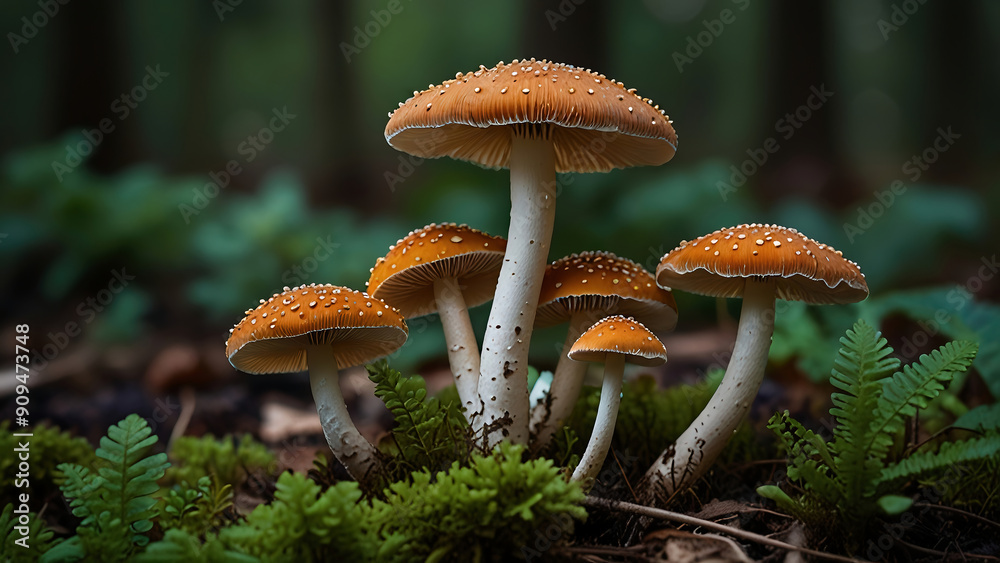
[{"x1": 645, "y1": 528, "x2": 752, "y2": 563}]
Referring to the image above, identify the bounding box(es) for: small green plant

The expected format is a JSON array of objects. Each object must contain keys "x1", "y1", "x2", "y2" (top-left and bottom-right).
[
  {"x1": 758, "y1": 320, "x2": 1000, "y2": 551},
  {"x1": 372, "y1": 443, "x2": 587, "y2": 562},
  {"x1": 217, "y1": 471, "x2": 378, "y2": 562},
  {"x1": 158, "y1": 476, "x2": 235, "y2": 538},
  {"x1": 1, "y1": 503, "x2": 58, "y2": 562},
  {"x1": 368, "y1": 360, "x2": 472, "y2": 479},
  {"x1": 165, "y1": 433, "x2": 275, "y2": 488},
  {"x1": 40, "y1": 414, "x2": 170, "y2": 563}
]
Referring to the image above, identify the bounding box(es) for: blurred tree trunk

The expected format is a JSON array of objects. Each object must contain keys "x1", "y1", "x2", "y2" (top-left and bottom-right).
[
  {"x1": 314, "y1": 0, "x2": 371, "y2": 208},
  {"x1": 54, "y1": 0, "x2": 120, "y2": 174},
  {"x1": 768, "y1": 2, "x2": 842, "y2": 203}
]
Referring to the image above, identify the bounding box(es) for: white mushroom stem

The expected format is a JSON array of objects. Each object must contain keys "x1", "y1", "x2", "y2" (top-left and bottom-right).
[
  {"x1": 642, "y1": 278, "x2": 776, "y2": 499},
  {"x1": 478, "y1": 130, "x2": 557, "y2": 446},
  {"x1": 433, "y1": 277, "x2": 481, "y2": 423},
  {"x1": 307, "y1": 345, "x2": 381, "y2": 481},
  {"x1": 530, "y1": 312, "x2": 591, "y2": 447},
  {"x1": 571, "y1": 354, "x2": 625, "y2": 489}
]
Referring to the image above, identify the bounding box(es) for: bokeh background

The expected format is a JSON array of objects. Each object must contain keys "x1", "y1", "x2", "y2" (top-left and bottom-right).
[{"x1": 2, "y1": 1, "x2": 998, "y2": 439}]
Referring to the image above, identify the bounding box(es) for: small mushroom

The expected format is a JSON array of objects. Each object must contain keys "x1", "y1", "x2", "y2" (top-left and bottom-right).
[
  {"x1": 368, "y1": 223, "x2": 506, "y2": 421},
  {"x1": 386, "y1": 59, "x2": 678, "y2": 445},
  {"x1": 568, "y1": 315, "x2": 667, "y2": 489},
  {"x1": 530, "y1": 251, "x2": 677, "y2": 448},
  {"x1": 642, "y1": 224, "x2": 868, "y2": 500},
  {"x1": 226, "y1": 284, "x2": 407, "y2": 482}
]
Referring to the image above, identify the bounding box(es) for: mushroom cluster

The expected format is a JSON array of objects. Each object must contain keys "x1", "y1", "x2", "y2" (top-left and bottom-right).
[{"x1": 223, "y1": 59, "x2": 868, "y2": 505}]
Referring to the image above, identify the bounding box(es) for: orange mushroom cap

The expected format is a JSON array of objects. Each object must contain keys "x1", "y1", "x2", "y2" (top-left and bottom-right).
[
  {"x1": 568, "y1": 315, "x2": 667, "y2": 367},
  {"x1": 367, "y1": 223, "x2": 507, "y2": 318},
  {"x1": 656, "y1": 223, "x2": 868, "y2": 304},
  {"x1": 385, "y1": 58, "x2": 677, "y2": 173},
  {"x1": 535, "y1": 251, "x2": 678, "y2": 332},
  {"x1": 226, "y1": 284, "x2": 407, "y2": 374}
]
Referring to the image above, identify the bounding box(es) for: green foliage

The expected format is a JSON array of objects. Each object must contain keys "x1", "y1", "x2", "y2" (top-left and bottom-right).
[
  {"x1": 759, "y1": 320, "x2": 999, "y2": 550},
  {"x1": 219, "y1": 471, "x2": 377, "y2": 563},
  {"x1": 368, "y1": 360, "x2": 471, "y2": 478},
  {"x1": 1, "y1": 503, "x2": 58, "y2": 561},
  {"x1": 0, "y1": 420, "x2": 97, "y2": 501},
  {"x1": 135, "y1": 529, "x2": 257, "y2": 563},
  {"x1": 40, "y1": 414, "x2": 170, "y2": 563},
  {"x1": 166, "y1": 433, "x2": 275, "y2": 488},
  {"x1": 372, "y1": 443, "x2": 587, "y2": 563},
  {"x1": 772, "y1": 287, "x2": 1000, "y2": 403},
  {"x1": 158, "y1": 476, "x2": 234, "y2": 538}
]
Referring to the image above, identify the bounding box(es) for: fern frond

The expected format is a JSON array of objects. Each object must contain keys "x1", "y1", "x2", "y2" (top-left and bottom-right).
[
  {"x1": 870, "y1": 341, "x2": 978, "y2": 455},
  {"x1": 57, "y1": 463, "x2": 105, "y2": 524},
  {"x1": 878, "y1": 434, "x2": 1000, "y2": 487},
  {"x1": 829, "y1": 321, "x2": 899, "y2": 454},
  {"x1": 827, "y1": 321, "x2": 899, "y2": 505},
  {"x1": 368, "y1": 360, "x2": 468, "y2": 475},
  {"x1": 94, "y1": 414, "x2": 169, "y2": 546}
]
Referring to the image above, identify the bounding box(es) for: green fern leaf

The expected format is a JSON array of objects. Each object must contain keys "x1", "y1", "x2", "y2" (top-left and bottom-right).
[
  {"x1": 871, "y1": 341, "x2": 978, "y2": 452},
  {"x1": 828, "y1": 321, "x2": 899, "y2": 505},
  {"x1": 878, "y1": 434, "x2": 1000, "y2": 486}
]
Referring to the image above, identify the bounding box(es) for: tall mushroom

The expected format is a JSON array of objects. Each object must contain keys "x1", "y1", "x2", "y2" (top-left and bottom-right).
[
  {"x1": 367, "y1": 223, "x2": 506, "y2": 421},
  {"x1": 567, "y1": 315, "x2": 667, "y2": 489},
  {"x1": 530, "y1": 251, "x2": 677, "y2": 448},
  {"x1": 226, "y1": 283, "x2": 408, "y2": 482},
  {"x1": 642, "y1": 224, "x2": 868, "y2": 502},
  {"x1": 385, "y1": 58, "x2": 678, "y2": 444}
]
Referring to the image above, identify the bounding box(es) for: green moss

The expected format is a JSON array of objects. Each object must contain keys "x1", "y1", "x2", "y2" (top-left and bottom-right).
[
  {"x1": 372, "y1": 443, "x2": 587, "y2": 562},
  {"x1": 165, "y1": 434, "x2": 275, "y2": 488}
]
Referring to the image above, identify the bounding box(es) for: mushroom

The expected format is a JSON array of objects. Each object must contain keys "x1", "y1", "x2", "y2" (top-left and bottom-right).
[
  {"x1": 642, "y1": 223, "x2": 868, "y2": 500},
  {"x1": 226, "y1": 283, "x2": 408, "y2": 481},
  {"x1": 567, "y1": 315, "x2": 667, "y2": 489},
  {"x1": 367, "y1": 223, "x2": 506, "y2": 421},
  {"x1": 385, "y1": 59, "x2": 677, "y2": 444},
  {"x1": 530, "y1": 251, "x2": 677, "y2": 448}
]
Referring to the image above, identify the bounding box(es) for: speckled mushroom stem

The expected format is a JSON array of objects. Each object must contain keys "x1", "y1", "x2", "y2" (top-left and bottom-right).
[
  {"x1": 642, "y1": 279, "x2": 775, "y2": 501},
  {"x1": 307, "y1": 345, "x2": 381, "y2": 482},
  {"x1": 478, "y1": 130, "x2": 557, "y2": 446},
  {"x1": 571, "y1": 354, "x2": 625, "y2": 489},
  {"x1": 433, "y1": 277, "x2": 481, "y2": 423},
  {"x1": 530, "y1": 312, "x2": 591, "y2": 447}
]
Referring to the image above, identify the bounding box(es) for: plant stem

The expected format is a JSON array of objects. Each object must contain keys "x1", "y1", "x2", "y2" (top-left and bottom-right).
[
  {"x1": 530, "y1": 312, "x2": 589, "y2": 447},
  {"x1": 308, "y1": 346, "x2": 380, "y2": 481},
  {"x1": 583, "y1": 497, "x2": 866, "y2": 563},
  {"x1": 572, "y1": 354, "x2": 625, "y2": 489},
  {"x1": 642, "y1": 278, "x2": 775, "y2": 500},
  {"x1": 478, "y1": 131, "x2": 556, "y2": 446},
  {"x1": 433, "y1": 276, "x2": 480, "y2": 423}
]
